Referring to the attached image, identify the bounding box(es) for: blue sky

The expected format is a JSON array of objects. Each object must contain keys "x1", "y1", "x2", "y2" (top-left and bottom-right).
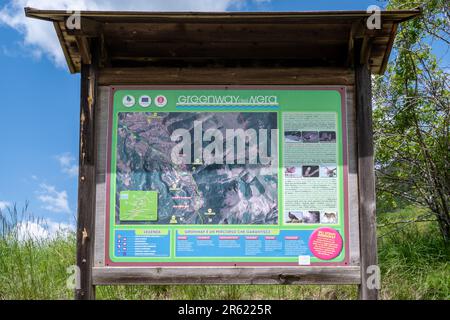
[{"x1": 0, "y1": 0, "x2": 446, "y2": 233}]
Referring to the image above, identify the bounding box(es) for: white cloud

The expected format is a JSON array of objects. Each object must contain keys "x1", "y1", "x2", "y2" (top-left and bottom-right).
[
  {"x1": 37, "y1": 183, "x2": 71, "y2": 213},
  {"x1": 0, "y1": 0, "x2": 245, "y2": 66},
  {"x1": 56, "y1": 152, "x2": 78, "y2": 177},
  {"x1": 15, "y1": 219, "x2": 74, "y2": 241},
  {"x1": 0, "y1": 201, "x2": 11, "y2": 210}
]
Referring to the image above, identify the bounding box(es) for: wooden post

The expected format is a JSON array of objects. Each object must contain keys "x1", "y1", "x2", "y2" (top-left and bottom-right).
[
  {"x1": 355, "y1": 40, "x2": 379, "y2": 300},
  {"x1": 75, "y1": 39, "x2": 99, "y2": 300}
]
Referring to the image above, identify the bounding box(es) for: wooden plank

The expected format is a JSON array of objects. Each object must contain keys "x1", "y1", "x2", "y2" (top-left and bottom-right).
[
  {"x1": 107, "y1": 41, "x2": 346, "y2": 60},
  {"x1": 93, "y1": 87, "x2": 110, "y2": 268},
  {"x1": 355, "y1": 41, "x2": 378, "y2": 300},
  {"x1": 379, "y1": 23, "x2": 398, "y2": 74},
  {"x1": 53, "y1": 21, "x2": 75, "y2": 73},
  {"x1": 346, "y1": 85, "x2": 361, "y2": 266},
  {"x1": 103, "y1": 23, "x2": 351, "y2": 43},
  {"x1": 27, "y1": 9, "x2": 413, "y2": 29},
  {"x1": 93, "y1": 266, "x2": 361, "y2": 285},
  {"x1": 75, "y1": 40, "x2": 99, "y2": 300},
  {"x1": 25, "y1": 8, "x2": 422, "y2": 24},
  {"x1": 98, "y1": 67, "x2": 355, "y2": 86}
]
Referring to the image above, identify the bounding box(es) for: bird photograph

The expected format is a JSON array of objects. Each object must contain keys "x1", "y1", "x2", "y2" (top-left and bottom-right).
[{"x1": 286, "y1": 211, "x2": 303, "y2": 223}]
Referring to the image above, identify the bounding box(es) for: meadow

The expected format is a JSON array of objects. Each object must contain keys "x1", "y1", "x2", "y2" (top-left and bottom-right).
[{"x1": 0, "y1": 206, "x2": 448, "y2": 300}]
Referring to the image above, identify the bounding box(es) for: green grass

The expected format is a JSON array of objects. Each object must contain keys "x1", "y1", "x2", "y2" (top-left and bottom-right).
[
  {"x1": 0, "y1": 206, "x2": 448, "y2": 300},
  {"x1": 377, "y1": 207, "x2": 450, "y2": 299}
]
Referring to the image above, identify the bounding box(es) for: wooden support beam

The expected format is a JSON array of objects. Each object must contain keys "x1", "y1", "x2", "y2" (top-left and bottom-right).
[
  {"x1": 359, "y1": 36, "x2": 373, "y2": 65},
  {"x1": 98, "y1": 67, "x2": 355, "y2": 86},
  {"x1": 355, "y1": 40, "x2": 379, "y2": 300},
  {"x1": 75, "y1": 36, "x2": 92, "y2": 65},
  {"x1": 75, "y1": 39, "x2": 99, "y2": 300},
  {"x1": 99, "y1": 33, "x2": 111, "y2": 68}
]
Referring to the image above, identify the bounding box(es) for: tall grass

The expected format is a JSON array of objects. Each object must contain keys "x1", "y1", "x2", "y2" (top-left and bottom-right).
[
  {"x1": 0, "y1": 205, "x2": 448, "y2": 300},
  {"x1": 377, "y1": 207, "x2": 450, "y2": 299},
  {"x1": 0, "y1": 204, "x2": 75, "y2": 299}
]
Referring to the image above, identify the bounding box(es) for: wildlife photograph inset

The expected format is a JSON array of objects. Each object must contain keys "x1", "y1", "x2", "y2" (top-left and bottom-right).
[
  {"x1": 302, "y1": 165, "x2": 320, "y2": 177},
  {"x1": 285, "y1": 211, "x2": 303, "y2": 224},
  {"x1": 320, "y1": 165, "x2": 337, "y2": 178},
  {"x1": 319, "y1": 131, "x2": 336, "y2": 143},
  {"x1": 285, "y1": 166, "x2": 302, "y2": 178},
  {"x1": 284, "y1": 131, "x2": 302, "y2": 142},
  {"x1": 321, "y1": 211, "x2": 338, "y2": 224},
  {"x1": 302, "y1": 131, "x2": 319, "y2": 143}
]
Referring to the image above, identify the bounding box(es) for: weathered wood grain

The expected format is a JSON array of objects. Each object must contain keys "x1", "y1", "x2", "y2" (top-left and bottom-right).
[
  {"x1": 346, "y1": 85, "x2": 361, "y2": 266},
  {"x1": 75, "y1": 39, "x2": 99, "y2": 300},
  {"x1": 355, "y1": 41, "x2": 378, "y2": 300},
  {"x1": 93, "y1": 86, "x2": 110, "y2": 268},
  {"x1": 93, "y1": 266, "x2": 361, "y2": 285},
  {"x1": 98, "y1": 67, "x2": 355, "y2": 86}
]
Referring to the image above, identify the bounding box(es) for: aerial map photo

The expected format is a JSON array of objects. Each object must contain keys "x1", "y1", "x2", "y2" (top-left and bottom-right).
[{"x1": 114, "y1": 112, "x2": 279, "y2": 225}]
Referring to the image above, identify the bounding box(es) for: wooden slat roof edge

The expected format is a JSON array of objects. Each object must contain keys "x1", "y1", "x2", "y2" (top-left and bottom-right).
[{"x1": 24, "y1": 7, "x2": 421, "y2": 22}]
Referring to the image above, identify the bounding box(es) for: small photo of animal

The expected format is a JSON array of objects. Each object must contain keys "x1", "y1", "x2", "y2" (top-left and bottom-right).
[
  {"x1": 320, "y1": 165, "x2": 337, "y2": 178},
  {"x1": 284, "y1": 131, "x2": 302, "y2": 143},
  {"x1": 319, "y1": 131, "x2": 336, "y2": 143},
  {"x1": 302, "y1": 165, "x2": 320, "y2": 177},
  {"x1": 285, "y1": 211, "x2": 303, "y2": 223},
  {"x1": 303, "y1": 211, "x2": 320, "y2": 224},
  {"x1": 320, "y1": 211, "x2": 338, "y2": 224},
  {"x1": 285, "y1": 167, "x2": 296, "y2": 174},
  {"x1": 301, "y1": 131, "x2": 319, "y2": 143},
  {"x1": 285, "y1": 167, "x2": 302, "y2": 177}
]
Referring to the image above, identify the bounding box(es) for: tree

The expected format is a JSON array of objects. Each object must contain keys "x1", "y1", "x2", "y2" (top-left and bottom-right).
[{"x1": 373, "y1": 0, "x2": 450, "y2": 242}]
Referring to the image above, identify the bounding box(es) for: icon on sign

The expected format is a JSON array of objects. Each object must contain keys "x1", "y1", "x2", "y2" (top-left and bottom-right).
[
  {"x1": 155, "y1": 95, "x2": 167, "y2": 107},
  {"x1": 123, "y1": 95, "x2": 135, "y2": 107},
  {"x1": 139, "y1": 95, "x2": 152, "y2": 107}
]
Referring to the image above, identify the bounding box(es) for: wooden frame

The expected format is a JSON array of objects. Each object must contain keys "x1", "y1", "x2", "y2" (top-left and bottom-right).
[
  {"x1": 91, "y1": 73, "x2": 361, "y2": 287},
  {"x1": 78, "y1": 34, "x2": 377, "y2": 301}
]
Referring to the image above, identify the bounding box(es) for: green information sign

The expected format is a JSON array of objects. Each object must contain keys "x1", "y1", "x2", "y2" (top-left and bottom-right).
[{"x1": 105, "y1": 86, "x2": 349, "y2": 266}]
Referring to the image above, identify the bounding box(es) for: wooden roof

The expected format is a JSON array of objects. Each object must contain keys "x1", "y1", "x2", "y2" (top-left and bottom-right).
[{"x1": 25, "y1": 8, "x2": 420, "y2": 74}]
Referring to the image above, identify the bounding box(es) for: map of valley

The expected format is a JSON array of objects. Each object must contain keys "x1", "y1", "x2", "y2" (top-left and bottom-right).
[{"x1": 115, "y1": 112, "x2": 278, "y2": 225}]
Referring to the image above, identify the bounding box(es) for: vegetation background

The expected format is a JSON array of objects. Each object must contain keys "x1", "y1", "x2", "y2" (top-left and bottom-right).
[
  {"x1": 1, "y1": 205, "x2": 448, "y2": 300},
  {"x1": 0, "y1": 0, "x2": 448, "y2": 300}
]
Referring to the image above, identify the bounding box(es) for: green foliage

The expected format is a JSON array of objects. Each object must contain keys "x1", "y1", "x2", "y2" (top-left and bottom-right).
[{"x1": 374, "y1": 0, "x2": 450, "y2": 240}]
